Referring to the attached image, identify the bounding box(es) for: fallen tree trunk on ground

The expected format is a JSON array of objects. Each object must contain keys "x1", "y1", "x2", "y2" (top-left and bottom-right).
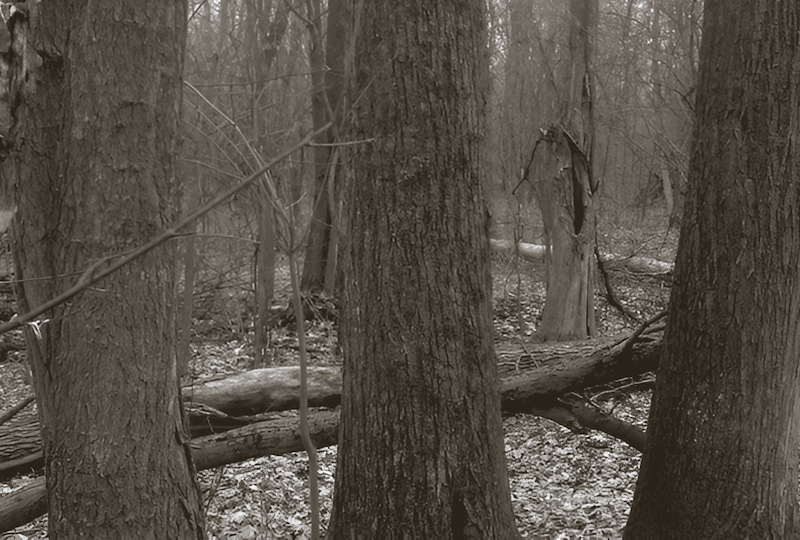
[
  {"x1": 0, "y1": 411, "x2": 341, "y2": 532},
  {"x1": 0, "y1": 329, "x2": 661, "y2": 532},
  {"x1": 181, "y1": 366, "x2": 343, "y2": 415},
  {"x1": 490, "y1": 238, "x2": 673, "y2": 277},
  {"x1": 1, "y1": 330, "x2": 661, "y2": 468}
]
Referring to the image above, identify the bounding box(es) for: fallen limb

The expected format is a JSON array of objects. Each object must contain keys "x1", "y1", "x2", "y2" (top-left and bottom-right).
[
  {"x1": 1, "y1": 330, "x2": 662, "y2": 475},
  {"x1": 0, "y1": 410, "x2": 339, "y2": 533},
  {"x1": 490, "y1": 238, "x2": 673, "y2": 278},
  {"x1": 0, "y1": 330, "x2": 661, "y2": 531},
  {"x1": 0, "y1": 397, "x2": 33, "y2": 428},
  {"x1": 181, "y1": 365, "x2": 342, "y2": 416}
]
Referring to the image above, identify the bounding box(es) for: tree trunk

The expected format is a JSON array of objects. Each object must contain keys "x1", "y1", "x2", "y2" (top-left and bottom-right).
[
  {"x1": 5, "y1": 2, "x2": 205, "y2": 536},
  {"x1": 299, "y1": 0, "x2": 333, "y2": 293},
  {"x1": 624, "y1": 1, "x2": 800, "y2": 537},
  {"x1": 299, "y1": 0, "x2": 345, "y2": 295},
  {"x1": 536, "y1": 0, "x2": 599, "y2": 341},
  {"x1": 0, "y1": 410, "x2": 341, "y2": 533},
  {"x1": 328, "y1": 1, "x2": 520, "y2": 537}
]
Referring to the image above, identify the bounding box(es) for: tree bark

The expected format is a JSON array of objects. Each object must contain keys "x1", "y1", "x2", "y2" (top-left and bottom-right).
[
  {"x1": 328, "y1": 1, "x2": 523, "y2": 535},
  {"x1": 624, "y1": 1, "x2": 800, "y2": 537},
  {"x1": 4, "y1": 2, "x2": 205, "y2": 536},
  {"x1": 534, "y1": 0, "x2": 599, "y2": 342}
]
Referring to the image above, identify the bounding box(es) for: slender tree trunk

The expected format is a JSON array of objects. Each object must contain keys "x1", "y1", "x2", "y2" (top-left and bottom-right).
[
  {"x1": 6, "y1": 2, "x2": 205, "y2": 536},
  {"x1": 327, "y1": 0, "x2": 520, "y2": 537},
  {"x1": 625, "y1": 1, "x2": 800, "y2": 537},
  {"x1": 298, "y1": 0, "x2": 332, "y2": 293},
  {"x1": 300, "y1": 0, "x2": 346, "y2": 294}
]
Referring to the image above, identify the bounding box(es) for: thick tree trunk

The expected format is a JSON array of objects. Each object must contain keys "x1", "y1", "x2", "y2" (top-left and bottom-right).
[
  {"x1": 328, "y1": 1, "x2": 521, "y2": 535},
  {"x1": 4, "y1": 2, "x2": 205, "y2": 537},
  {"x1": 624, "y1": 1, "x2": 800, "y2": 537}
]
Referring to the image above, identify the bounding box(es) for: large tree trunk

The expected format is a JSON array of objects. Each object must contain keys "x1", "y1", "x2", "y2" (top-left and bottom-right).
[
  {"x1": 624, "y1": 1, "x2": 800, "y2": 537},
  {"x1": 328, "y1": 1, "x2": 520, "y2": 536},
  {"x1": 4, "y1": 2, "x2": 205, "y2": 537}
]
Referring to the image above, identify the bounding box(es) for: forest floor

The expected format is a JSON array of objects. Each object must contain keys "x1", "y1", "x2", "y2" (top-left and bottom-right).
[{"x1": 0, "y1": 209, "x2": 677, "y2": 539}]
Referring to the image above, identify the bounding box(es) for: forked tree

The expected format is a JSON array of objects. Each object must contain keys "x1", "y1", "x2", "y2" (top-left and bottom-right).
[
  {"x1": 4, "y1": 1, "x2": 205, "y2": 536},
  {"x1": 326, "y1": 0, "x2": 520, "y2": 537},
  {"x1": 625, "y1": 0, "x2": 800, "y2": 536}
]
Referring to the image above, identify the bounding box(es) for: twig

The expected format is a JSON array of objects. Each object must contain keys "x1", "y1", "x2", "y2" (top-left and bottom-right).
[
  {"x1": 0, "y1": 395, "x2": 34, "y2": 427},
  {"x1": 594, "y1": 240, "x2": 640, "y2": 322},
  {"x1": 0, "y1": 126, "x2": 329, "y2": 337},
  {"x1": 620, "y1": 310, "x2": 668, "y2": 354}
]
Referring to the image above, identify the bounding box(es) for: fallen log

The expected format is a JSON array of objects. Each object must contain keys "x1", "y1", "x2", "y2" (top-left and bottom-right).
[
  {"x1": 181, "y1": 366, "x2": 342, "y2": 415},
  {"x1": 490, "y1": 238, "x2": 673, "y2": 277},
  {"x1": 0, "y1": 411, "x2": 340, "y2": 533},
  {"x1": 0, "y1": 330, "x2": 661, "y2": 477},
  {"x1": 0, "y1": 330, "x2": 661, "y2": 532}
]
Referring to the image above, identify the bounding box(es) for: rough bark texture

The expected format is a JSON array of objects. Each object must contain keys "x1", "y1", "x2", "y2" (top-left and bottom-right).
[
  {"x1": 624, "y1": 1, "x2": 800, "y2": 537},
  {"x1": 5, "y1": 2, "x2": 205, "y2": 536},
  {"x1": 533, "y1": 0, "x2": 599, "y2": 342},
  {"x1": 327, "y1": 1, "x2": 520, "y2": 538}
]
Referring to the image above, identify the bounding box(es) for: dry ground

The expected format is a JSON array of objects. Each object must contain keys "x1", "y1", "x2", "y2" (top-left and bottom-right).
[{"x1": 0, "y1": 209, "x2": 676, "y2": 539}]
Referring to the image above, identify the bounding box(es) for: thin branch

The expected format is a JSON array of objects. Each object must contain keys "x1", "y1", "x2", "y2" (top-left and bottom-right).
[
  {"x1": 0, "y1": 395, "x2": 34, "y2": 427},
  {"x1": 620, "y1": 310, "x2": 668, "y2": 354},
  {"x1": 0, "y1": 125, "x2": 329, "y2": 337}
]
